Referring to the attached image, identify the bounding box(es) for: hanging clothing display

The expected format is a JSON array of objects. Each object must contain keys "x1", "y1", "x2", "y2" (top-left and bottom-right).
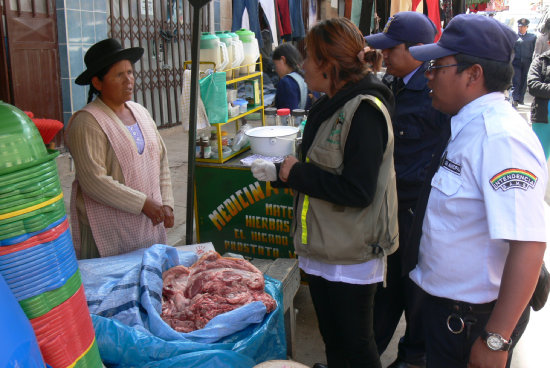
[
  {"x1": 289, "y1": 0, "x2": 306, "y2": 41},
  {"x1": 277, "y1": 0, "x2": 293, "y2": 41},
  {"x1": 359, "y1": 0, "x2": 374, "y2": 36},
  {"x1": 377, "y1": 0, "x2": 390, "y2": 32},
  {"x1": 425, "y1": 0, "x2": 441, "y2": 42},
  {"x1": 241, "y1": 0, "x2": 279, "y2": 48},
  {"x1": 391, "y1": 0, "x2": 412, "y2": 16},
  {"x1": 232, "y1": 0, "x2": 263, "y2": 47},
  {"x1": 441, "y1": 0, "x2": 452, "y2": 27},
  {"x1": 351, "y1": 0, "x2": 363, "y2": 27}
]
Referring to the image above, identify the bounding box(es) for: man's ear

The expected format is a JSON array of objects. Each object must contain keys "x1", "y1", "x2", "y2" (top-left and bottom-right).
[{"x1": 467, "y1": 64, "x2": 484, "y2": 87}]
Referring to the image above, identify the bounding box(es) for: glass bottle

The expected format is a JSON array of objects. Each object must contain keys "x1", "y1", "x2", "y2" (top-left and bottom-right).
[
  {"x1": 276, "y1": 108, "x2": 291, "y2": 126},
  {"x1": 265, "y1": 107, "x2": 277, "y2": 126}
]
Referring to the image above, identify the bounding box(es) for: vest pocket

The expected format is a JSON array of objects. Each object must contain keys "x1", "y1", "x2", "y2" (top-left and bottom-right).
[{"x1": 308, "y1": 145, "x2": 343, "y2": 169}]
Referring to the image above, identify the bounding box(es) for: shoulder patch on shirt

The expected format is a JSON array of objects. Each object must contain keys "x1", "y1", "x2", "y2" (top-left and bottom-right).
[{"x1": 489, "y1": 168, "x2": 538, "y2": 191}]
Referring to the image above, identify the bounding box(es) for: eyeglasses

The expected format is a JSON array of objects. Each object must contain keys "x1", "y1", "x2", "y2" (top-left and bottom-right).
[{"x1": 426, "y1": 61, "x2": 467, "y2": 72}]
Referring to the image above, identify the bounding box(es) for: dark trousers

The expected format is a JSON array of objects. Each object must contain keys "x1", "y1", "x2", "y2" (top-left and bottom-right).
[
  {"x1": 512, "y1": 58, "x2": 531, "y2": 104},
  {"x1": 374, "y1": 207, "x2": 426, "y2": 365},
  {"x1": 308, "y1": 274, "x2": 381, "y2": 368},
  {"x1": 423, "y1": 291, "x2": 530, "y2": 368}
]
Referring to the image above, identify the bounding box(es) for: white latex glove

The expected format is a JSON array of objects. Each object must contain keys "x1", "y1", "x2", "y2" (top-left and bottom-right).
[{"x1": 251, "y1": 159, "x2": 277, "y2": 181}]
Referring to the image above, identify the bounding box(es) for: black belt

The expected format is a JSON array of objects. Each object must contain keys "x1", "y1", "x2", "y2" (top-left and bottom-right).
[
  {"x1": 428, "y1": 294, "x2": 496, "y2": 314},
  {"x1": 428, "y1": 294, "x2": 496, "y2": 336}
]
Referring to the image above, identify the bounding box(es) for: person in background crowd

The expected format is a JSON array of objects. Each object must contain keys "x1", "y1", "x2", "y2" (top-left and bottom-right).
[
  {"x1": 408, "y1": 14, "x2": 547, "y2": 367},
  {"x1": 528, "y1": 32, "x2": 550, "y2": 160},
  {"x1": 534, "y1": 18, "x2": 550, "y2": 57},
  {"x1": 251, "y1": 17, "x2": 397, "y2": 368},
  {"x1": 272, "y1": 43, "x2": 310, "y2": 110},
  {"x1": 511, "y1": 18, "x2": 536, "y2": 107},
  {"x1": 365, "y1": 11, "x2": 450, "y2": 368},
  {"x1": 67, "y1": 38, "x2": 174, "y2": 259}
]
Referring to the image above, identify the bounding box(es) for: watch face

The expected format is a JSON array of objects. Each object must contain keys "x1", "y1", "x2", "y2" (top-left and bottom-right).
[{"x1": 487, "y1": 335, "x2": 504, "y2": 350}]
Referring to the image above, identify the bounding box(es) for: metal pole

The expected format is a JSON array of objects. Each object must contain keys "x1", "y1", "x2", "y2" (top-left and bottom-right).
[{"x1": 186, "y1": 0, "x2": 210, "y2": 244}]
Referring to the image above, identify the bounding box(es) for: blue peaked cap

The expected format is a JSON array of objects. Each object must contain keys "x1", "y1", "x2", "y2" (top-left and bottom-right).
[
  {"x1": 409, "y1": 14, "x2": 517, "y2": 63},
  {"x1": 365, "y1": 11, "x2": 437, "y2": 49}
]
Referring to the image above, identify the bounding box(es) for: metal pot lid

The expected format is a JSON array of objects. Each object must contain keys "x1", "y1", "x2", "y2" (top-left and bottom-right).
[{"x1": 245, "y1": 126, "x2": 299, "y2": 138}]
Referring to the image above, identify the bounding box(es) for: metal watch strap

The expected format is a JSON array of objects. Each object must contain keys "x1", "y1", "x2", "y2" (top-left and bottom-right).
[{"x1": 481, "y1": 330, "x2": 512, "y2": 351}]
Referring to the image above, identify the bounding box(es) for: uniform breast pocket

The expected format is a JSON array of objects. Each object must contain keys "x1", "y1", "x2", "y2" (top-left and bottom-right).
[{"x1": 425, "y1": 169, "x2": 463, "y2": 231}]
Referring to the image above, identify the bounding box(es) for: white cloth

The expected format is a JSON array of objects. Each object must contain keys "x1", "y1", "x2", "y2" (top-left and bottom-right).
[
  {"x1": 410, "y1": 93, "x2": 548, "y2": 303},
  {"x1": 299, "y1": 256, "x2": 384, "y2": 285},
  {"x1": 251, "y1": 159, "x2": 277, "y2": 181}
]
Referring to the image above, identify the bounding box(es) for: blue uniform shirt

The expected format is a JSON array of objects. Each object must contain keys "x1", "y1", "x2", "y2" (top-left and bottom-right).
[{"x1": 383, "y1": 62, "x2": 451, "y2": 207}]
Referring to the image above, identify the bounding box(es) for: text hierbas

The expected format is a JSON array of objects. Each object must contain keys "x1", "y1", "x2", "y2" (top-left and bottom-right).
[{"x1": 207, "y1": 181, "x2": 295, "y2": 257}]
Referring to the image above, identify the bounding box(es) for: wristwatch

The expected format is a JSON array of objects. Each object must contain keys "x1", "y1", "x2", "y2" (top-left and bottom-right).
[{"x1": 481, "y1": 330, "x2": 512, "y2": 351}]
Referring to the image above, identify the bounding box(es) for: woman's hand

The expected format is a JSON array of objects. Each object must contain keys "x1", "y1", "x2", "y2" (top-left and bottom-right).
[
  {"x1": 142, "y1": 197, "x2": 165, "y2": 226},
  {"x1": 162, "y1": 206, "x2": 175, "y2": 228},
  {"x1": 279, "y1": 155, "x2": 298, "y2": 182}
]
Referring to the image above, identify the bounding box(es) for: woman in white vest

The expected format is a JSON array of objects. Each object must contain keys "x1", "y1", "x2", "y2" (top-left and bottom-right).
[
  {"x1": 272, "y1": 43, "x2": 310, "y2": 110},
  {"x1": 252, "y1": 18, "x2": 398, "y2": 368},
  {"x1": 67, "y1": 39, "x2": 174, "y2": 259}
]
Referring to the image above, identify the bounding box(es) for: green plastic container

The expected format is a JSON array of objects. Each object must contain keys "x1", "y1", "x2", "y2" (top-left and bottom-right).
[{"x1": 0, "y1": 101, "x2": 50, "y2": 175}]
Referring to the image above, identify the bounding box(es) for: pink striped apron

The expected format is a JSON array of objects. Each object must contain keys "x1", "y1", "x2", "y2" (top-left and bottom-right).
[{"x1": 69, "y1": 101, "x2": 167, "y2": 257}]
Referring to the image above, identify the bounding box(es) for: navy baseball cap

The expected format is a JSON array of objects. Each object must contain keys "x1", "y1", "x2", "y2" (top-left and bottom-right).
[
  {"x1": 517, "y1": 18, "x2": 530, "y2": 26},
  {"x1": 365, "y1": 11, "x2": 437, "y2": 50},
  {"x1": 409, "y1": 14, "x2": 517, "y2": 63}
]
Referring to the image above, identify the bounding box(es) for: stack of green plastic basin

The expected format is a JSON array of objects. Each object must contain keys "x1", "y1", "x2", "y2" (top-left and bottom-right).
[{"x1": 0, "y1": 101, "x2": 102, "y2": 368}]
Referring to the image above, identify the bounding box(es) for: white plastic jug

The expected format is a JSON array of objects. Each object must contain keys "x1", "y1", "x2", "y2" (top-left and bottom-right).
[
  {"x1": 216, "y1": 31, "x2": 244, "y2": 80},
  {"x1": 235, "y1": 29, "x2": 260, "y2": 74},
  {"x1": 226, "y1": 31, "x2": 244, "y2": 78},
  {"x1": 199, "y1": 32, "x2": 229, "y2": 73}
]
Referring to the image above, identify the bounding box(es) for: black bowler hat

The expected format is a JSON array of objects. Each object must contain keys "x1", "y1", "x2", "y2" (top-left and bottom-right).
[
  {"x1": 75, "y1": 38, "x2": 144, "y2": 85},
  {"x1": 517, "y1": 18, "x2": 530, "y2": 26}
]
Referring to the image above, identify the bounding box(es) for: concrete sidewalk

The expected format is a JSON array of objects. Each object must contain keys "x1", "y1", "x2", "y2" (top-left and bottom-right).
[{"x1": 55, "y1": 95, "x2": 550, "y2": 367}]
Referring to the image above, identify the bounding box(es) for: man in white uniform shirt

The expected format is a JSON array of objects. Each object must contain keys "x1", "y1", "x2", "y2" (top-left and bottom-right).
[{"x1": 407, "y1": 14, "x2": 547, "y2": 368}]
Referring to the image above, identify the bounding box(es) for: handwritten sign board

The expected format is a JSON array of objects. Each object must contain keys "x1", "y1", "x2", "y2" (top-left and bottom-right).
[{"x1": 195, "y1": 165, "x2": 295, "y2": 260}]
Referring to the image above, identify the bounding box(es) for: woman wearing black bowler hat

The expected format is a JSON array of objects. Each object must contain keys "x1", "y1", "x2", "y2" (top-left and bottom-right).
[{"x1": 66, "y1": 38, "x2": 174, "y2": 259}]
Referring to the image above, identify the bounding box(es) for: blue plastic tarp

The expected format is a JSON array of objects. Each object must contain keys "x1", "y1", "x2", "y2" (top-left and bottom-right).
[{"x1": 78, "y1": 244, "x2": 286, "y2": 367}]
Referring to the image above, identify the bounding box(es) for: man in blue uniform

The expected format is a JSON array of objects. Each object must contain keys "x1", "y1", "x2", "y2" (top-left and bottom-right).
[
  {"x1": 364, "y1": 11, "x2": 450, "y2": 368},
  {"x1": 512, "y1": 18, "x2": 536, "y2": 107},
  {"x1": 408, "y1": 14, "x2": 547, "y2": 367}
]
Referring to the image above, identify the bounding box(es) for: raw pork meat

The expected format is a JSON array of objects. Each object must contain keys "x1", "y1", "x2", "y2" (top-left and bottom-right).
[{"x1": 161, "y1": 251, "x2": 276, "y2": 332}]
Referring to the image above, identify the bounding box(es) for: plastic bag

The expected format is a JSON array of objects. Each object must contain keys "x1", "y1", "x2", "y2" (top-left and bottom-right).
[
  {"x1": 200, "y1": 72, "x2": 228, "y2": 124},
  {"x1": 78, "y1": 244, "x2": 286, "y2": 367},
  {"x1": 232, "y1": 123, "x2": 252, "y2": 152},
  {"x1": 181, "y1": 70, "x2": 210, "y2": 131}
]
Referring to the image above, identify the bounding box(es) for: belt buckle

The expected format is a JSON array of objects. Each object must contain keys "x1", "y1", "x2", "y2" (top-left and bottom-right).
[{"x1": 446, "y1": 313, "x2": 465, "y2": 334}]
